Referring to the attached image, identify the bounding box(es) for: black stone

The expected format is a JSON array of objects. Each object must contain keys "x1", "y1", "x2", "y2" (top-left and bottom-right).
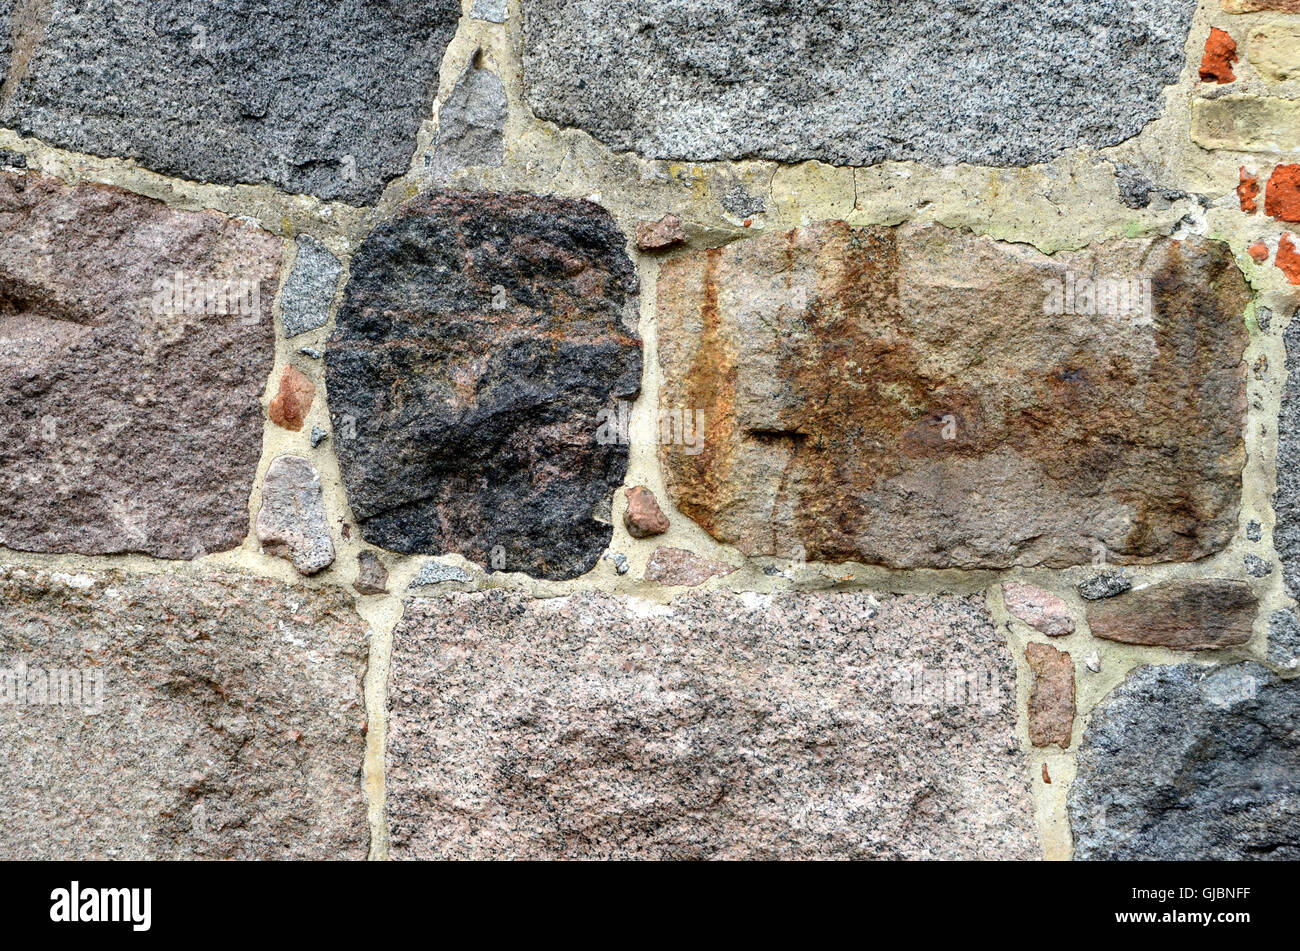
[{"x1": 326, "y1": 191, "x2": 642, "y2": 581}]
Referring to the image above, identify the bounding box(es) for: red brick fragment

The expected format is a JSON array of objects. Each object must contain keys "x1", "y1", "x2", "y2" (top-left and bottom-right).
[
  {"x1": 1266, "y1": 164, "x2": 1300, "y2": 222},
  {"x1": 1249, "y1": 242, "x2": 1271, "y2": 263},
  {"x1": 1239, "y1": 167, "x2": 1260, "y2": 213},
  {"x1": 1278, "y1": 234, "x2": 1300, "y2": 284},
  {"x1": 1199, "y1": 28, "x2": 1238, "y2": 83},
  {"x1": 269, "y1": 365, "x2": 316, "y2": 431}
]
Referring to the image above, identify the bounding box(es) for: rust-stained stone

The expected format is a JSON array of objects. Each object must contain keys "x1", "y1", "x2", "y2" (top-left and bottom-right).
[
  {"x1": 657, "y1": 222, "x2": 1249, "y2": 570},
  {"x1": 623, "y1": 485, "x2": 670, "y2": 538},
  {"x1": 0, "y1": 169, "x2": 280, "y2": 559},
  {"x1": 268, "y1": 365, "x2": 315, "y2": 431},
  {"x1": 1086, "y1": 579, "x2": 1257, "y2": 651},
  {"x1": 0, "y1": 566, "x2": 369, "y2": 859},
  {"x1": 636, "y1": 214, "x2": 686, "y2": 251},
  {"x1": 1026, "y1": 642, "x2": 1075, "y2": 749}
]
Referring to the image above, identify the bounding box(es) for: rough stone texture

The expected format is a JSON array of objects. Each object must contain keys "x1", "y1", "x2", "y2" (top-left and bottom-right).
[
  {"x1": 280, "y1": 237, "x2": 342, "y2": 338},
  {"x1": 1070, "y1": 663, "x2": 1299, "y2": 860},
  {"x1": 354, "y1": 551, "x2": 388, "y2": 596},
  {"x1": 1078, "y1": 572, "x2": 1133, "y2": 601},
  {"x1": 623, "y1": 486, "x2": 670, "y2": 538},
  {"x1": 1250, "y1": 25, "x2": 1300, "y2": 82},
  {"x1": 1085, "y1": 580, "x2": 1257, "y2": 651},
  {"x1": 1200, "y1": 28, "x2": 1239, "y2": 83},
  {"x1": 1268, "y1": 610, "x2": 1300, "y2": 669},
  {"x1": 1026, "y1": 643, "x2": 1075, "y2": 749},
  {"x1": 1276, "y1": 315, "x2": 1300, "y2": 600},
  {"x1": 1003, "y1": 582, "x2": 1075, "y2": 637},
  {"x1": 326, "y1": 191, "x2": 642, "y2": 581},
  {"x1": 268, "y1": 365, "x2": 315, "y2": 432},
  {"x1": 470, "y1": 0, "x2": 508, "y2": 22},
  {"x1": 1245, "y1": 553, "x2": 1273, "y2": 577},
  {"x1": 0, "y1": 0, "x2": 461, "y2": 204},
  {"x1": 658, "y1": 222, "x2": 1249, "y2": 570},
  {"x1": 1267, "y1": 165, "x2": 1300, "y2": 223},
  {"x1": 256, "y1": 455, "x2": 335, "y2": 576},
  {"x1": 0, "y1": 566, "x2": 368, "y2": 859},
  {"x1": 1192, "y1": 96, "x2": 1300, "y2": 152},
  {"x1": 1240, "y1": 167, "x2": 1261, "y2": 214},
  {"x1": 425, "y1": 59, "x2": 508, "y2": 182},
  {"x1": 644, "y1": 547, "x2": 737, "y2": 587},
  {"x1": 386, "y1": 590, "x2": 1038, "y2": 860},
  {"x1": 521, "y1": 0, "x2": 1197, "y2": 168},
  {"x1": 0, "y1": 169, "x2": 279, "y2": 560},
  {"x1": 412, "y1": 561, "x2": 474, "y2": 586},
  {"x1": 636, "y1": 214, "x2": 687, "y2": 251}
]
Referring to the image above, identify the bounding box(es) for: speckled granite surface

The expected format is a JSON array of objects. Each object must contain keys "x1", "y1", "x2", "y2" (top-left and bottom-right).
[{"x1": 387, "y1": 589, "x2": 1038, "y2": 859}]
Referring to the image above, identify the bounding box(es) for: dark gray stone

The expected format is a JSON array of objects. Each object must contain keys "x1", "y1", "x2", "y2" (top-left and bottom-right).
[
  {"x1": 1276, "y1": 317, "x2": 1300, "y2": 601},
  {"x1": 1248, "y1": 520, "x2": 1264, "y2": 542},
  {"x1": 470, "y1": 0, "x2": 508, "y2": 22},
  {"x1": 1269, "y1": 610, "x2": 1300, "y2": 670},
  {"x1": 425, "y1": 57, "x2": 508, "y2": 182},
  {"x1": 1077, "y1": 572, "x2": 1133, "y2": 601},
  {"x1": 521, "y1": 0, "x2": 1198, "y2": 168},
  {"x1": 0, "y1": 0, "x2": 460, "y2": 204},
  {"x1": 1245, "y1": 554, "x2": 1274, "y2": 577},
  {"x1": 0, "y1": 148, "x2": 26, "y2": 169},
  {"x1": 325, "y1": 191, "x2": 642, "y2": 581},
  {"x1": 281, "y1": 236, "x2": 342, "y2": 338},
  {"x1": 1069, "y1": 663, "x2": 1300, "y2": 860}
]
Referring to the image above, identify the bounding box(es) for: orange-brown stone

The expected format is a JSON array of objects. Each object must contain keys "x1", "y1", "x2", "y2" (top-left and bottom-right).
[
  {"x1": 1200, "y1": 28, "x2": 1238, "y2": 83},
  {"x1": 1249, "y1": 242, "x2": 1271, "y2": 263},
  {"x1": 657, "y1": 222, "x2": 1250, "y2": 570},
  {"x1": 269, "y1": 365, "x2": 316, "y2": 431},
  {"x1": 1026, "y1": 643, "x2": 1075, "y2": 750}
]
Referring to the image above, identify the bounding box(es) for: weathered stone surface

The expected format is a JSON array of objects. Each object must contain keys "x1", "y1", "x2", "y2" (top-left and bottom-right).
[
  {"x1": 1200, "y1": 27, "x2": 1239, "y2": 83},
  {"x1": 1280, "y1": 235, "x2": 1300, "y2": 285},
  {"x1": 1240, "y1": 167, "x2": 1261, "y2": 214},
  {"x1": 1192, "y1": 96, "x2": 1300, "y2": 152},
  {"x1": 280, "y1": 237, "x2": 342, "y2": 338},
  {"x1": 268, "y1": 365, "x2": 315, "y2": 431},
  {"x1": 644, "y1": 547, "x2": 736, "y2": 587},
  {"x1": 1277, "y1": 315, "x2": 1300, "y2": 599},
  {"x1": 623, "y1": 486, "x2": 670, "y2": 538},
  {"x1": 386, "y1": 590, "x2": 1038, "y2": 859},
  {"x1": 1070, "y1": 663, "x2": 1299, "y2": 860},
  {"x1": 1003, "y1": 583, "x2": 1074, "y2": 637},
  {"x1": 1250, "y1": 25, "x2": 1300, "y2": 82},
  {"x1": 354, "y1": 551, "x2": 388, "y2": 596},
  {"x1": 0, "y1": 0, "x2": 460, "y2": 203},
  {"x1": 658, "y1": 223, "x2": 1249, "y2": 570},
  {"x1": 636, "y1": 214, "x2": 686, "y2": 251},
  {"x1": 326, "y1": 191, "x2": 642, "y2": 581},
  {"x1": 1245, "y1": 553, "x2": 1273, "y2": 577},
  {"x1": 425, "y1": 58, "x2": 507, "y2": 182},
  {"x1": 470, "y1": 0, "x2": 508, "y2": 22},
  {"x1": 521, "y1": 0, "x2": 1196, "y2": 168},
  {"x1": 412, "y1": 561, "x2": 474, "y2": 587},
  {"x1": 0, "y1": 566, "x2": 368, "y2": 859},
  {"x1": 257, "y1": 455, "x2": 335, "y2": 575},
  {"x1": 1026, "y1": 643, "x2": 1075, "y2": 749},
  {"x1": 0, "y1": 170, "x2": 279, "y2": 559},
  {"x1": 1268, "y1": 610, "x2": 1300, "y2": 669},
  {"x1": 1078, "y1": 572, "x2": 1134, "y2": 601},
  {"x1": 1267, "y1": 165, "x2": 1300, "y2": 223},
  {"x1": 1086, "y1": 580, "x2": 1256, "y2": 651}
]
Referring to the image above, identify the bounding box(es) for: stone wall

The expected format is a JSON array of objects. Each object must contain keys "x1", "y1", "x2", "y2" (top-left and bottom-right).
[{"x1": 1, "y1": 0, "x2": 1297, "y2": 860}]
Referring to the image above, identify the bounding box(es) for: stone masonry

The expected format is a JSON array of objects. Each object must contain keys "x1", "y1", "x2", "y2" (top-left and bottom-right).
[{"x1": 0, "y1": 0, "x2": 1296, "y2": 863}]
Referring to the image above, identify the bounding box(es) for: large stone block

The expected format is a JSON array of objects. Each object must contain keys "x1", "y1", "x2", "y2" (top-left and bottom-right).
[
  {"x1": 1276, "y1": 316, "x2": 1300, "y2": 601},
  {"x1": 1085, "y1": 579, "x2": 1257, "y2": 651},
  {"x1": 386, "y1": 590, "x2": 1038, "y2": 859},
  {"x1": 0, "y1": 567, "x2": 369, "y2": 859},
  {"x1": 0, "y1": 0, "x2": 460, "y2": 203},
  {"x1": 1069, "y1": 663, "x2": 1299, "y2": 860},
  {"x1": 657, "y1": 222, "x2": 1249, "y2": 569},
  {"x1": 521, "y1": 0, "x2": 1197, "y2": 167},
  {"x1": 326, "y1": 191, "x2": 642, "y2": 581},
  {"x1": 0, "y1": 170, "x2": 280, "y2": 559}
]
